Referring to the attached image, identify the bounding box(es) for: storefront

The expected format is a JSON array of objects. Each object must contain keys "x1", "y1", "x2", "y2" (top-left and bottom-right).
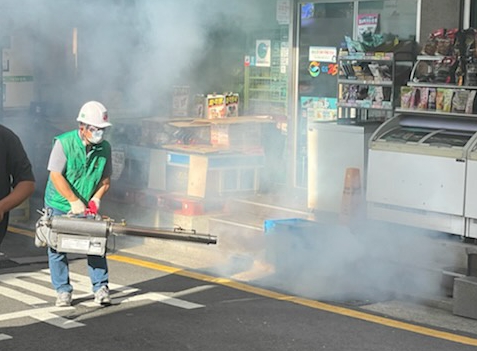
[
  {"x1": 285, "y1": 0, "x2": 470, "y2": 214},
  {"x1": 291, "y1": 0, "x2": 419, "y2": 190}
]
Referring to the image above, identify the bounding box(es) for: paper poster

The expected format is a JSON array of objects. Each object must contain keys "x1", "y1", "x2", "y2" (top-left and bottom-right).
[
  {"x1": 357, "y1": 13, "x2": 379, "y2": 42},
  {"x1": 256, "y1": 40, "x2": 271, "y2": 68},
  {"x1": 276, "y1": 0, "x2": 290, "y2": 25},
  {"x1": 172, "y1": 85, "x2": 190, "y2": 117},
  {"x1": 309, "y1": 46, "x2": 336, "y2": 63},
  {"x1": 301, "y1": 96, "x2": 337, "y2": 122}
]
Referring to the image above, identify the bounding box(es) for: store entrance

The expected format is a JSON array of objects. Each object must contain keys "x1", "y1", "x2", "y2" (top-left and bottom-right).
[{"x1": 295, "y1": 2, "x2": 354, "y2": 188}]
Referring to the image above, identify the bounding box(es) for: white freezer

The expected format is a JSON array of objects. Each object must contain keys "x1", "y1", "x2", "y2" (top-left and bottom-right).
[
  {"x1": 366, "y1": 114, "x2": 477, "y2": 236},
  {"x1": 307, "y1": 122, "x2": 378, "y2": 213},
  {"x1": 465, "y1": 144, "x2": 477, "y2": 238}
]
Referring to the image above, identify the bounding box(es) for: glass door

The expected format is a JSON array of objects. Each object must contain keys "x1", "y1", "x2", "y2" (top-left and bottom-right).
[{"x1": 295, "y1": 1, "x2": 354, "y2": 187}]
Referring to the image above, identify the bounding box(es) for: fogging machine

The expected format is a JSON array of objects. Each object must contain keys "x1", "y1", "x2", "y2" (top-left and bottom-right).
[{"x1": 35, "y1": 209, "x2": 217, "y2": 256}]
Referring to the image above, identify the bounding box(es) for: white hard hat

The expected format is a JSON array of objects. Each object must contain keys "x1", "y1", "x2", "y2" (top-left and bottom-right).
[{"x1": 77, "y1": 101, "x2": 112, "y2": 128}]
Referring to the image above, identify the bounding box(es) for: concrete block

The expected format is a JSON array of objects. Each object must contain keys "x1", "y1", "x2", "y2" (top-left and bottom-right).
[
  {"x1": 453, "y1": 276, "x2": 477, "y2": 319},
  {"x1": 466, "y1": 247, "x2": 477, "y2": 277},
  {"x1": 441, "y1": 267, "x2": 466, "y2": 297}
]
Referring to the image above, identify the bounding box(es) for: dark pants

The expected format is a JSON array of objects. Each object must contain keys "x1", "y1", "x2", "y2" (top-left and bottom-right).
[{"x1": 0, "y1": 213, "x2": 9, "y2": 247}]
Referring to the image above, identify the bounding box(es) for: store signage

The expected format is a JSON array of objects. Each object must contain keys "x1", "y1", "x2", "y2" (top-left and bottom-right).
[
  {"x1": 276, "y1": 0, "x2": 290, "y2": 25},
  {"x1": 256, "y1": 39, "x2": 271, "y2": 67},
  {"x1": 308, "y1": 61, "x2": 338, "y2": 78},
  {"x1": 309, "y1": 46, "x2": 336, "y2": 63}
]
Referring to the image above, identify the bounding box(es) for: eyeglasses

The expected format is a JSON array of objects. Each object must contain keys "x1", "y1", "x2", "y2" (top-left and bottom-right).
[{"x1": 87, "y1": 125, "x2": 105, "y2": 132}]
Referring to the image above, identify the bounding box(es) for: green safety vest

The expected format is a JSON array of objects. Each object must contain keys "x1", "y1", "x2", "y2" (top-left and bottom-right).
[{"x1": 44, "y1": 130, "x2": 111, "y2": 212}]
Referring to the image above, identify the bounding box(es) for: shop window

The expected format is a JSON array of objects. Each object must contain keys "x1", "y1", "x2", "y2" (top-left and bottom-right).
[
  {"x1": 296, "y1": 1, "x2": 354, "y2": 188},
  {"x1": 295, "y1": 0, "x2": 418, "y2": 189},
  {"x1": 358, "y1": 0, "x2": 417, "y2": 42}
]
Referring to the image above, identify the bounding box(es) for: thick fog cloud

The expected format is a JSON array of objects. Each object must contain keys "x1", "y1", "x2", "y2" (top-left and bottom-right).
[{"x1": 0, "y1": 0, "x2": 274, "y2": 115}]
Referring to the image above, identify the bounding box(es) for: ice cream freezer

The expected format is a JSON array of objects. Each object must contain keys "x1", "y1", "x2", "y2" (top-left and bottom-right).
[
  {"x1": 465, "y1": 141, "x2": 477, "y2": 238},
  {"x1": 366, "y1": 114, "x2": 477, "y2": 236}
]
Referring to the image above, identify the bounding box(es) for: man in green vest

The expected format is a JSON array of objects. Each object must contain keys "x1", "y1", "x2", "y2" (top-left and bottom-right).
[{"x1": 44, "y1": 101, "x2": 112, "y2": 307}]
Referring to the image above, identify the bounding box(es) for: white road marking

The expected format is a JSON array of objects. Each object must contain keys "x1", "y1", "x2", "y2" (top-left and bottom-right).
[
  {"x1": 2, "y1": 275, "x2": 57, "y2": 298},
  {"x1": 81, "y1": 292, "x2": 204, "y2": 309},
  {"x1": 0, "y1": 306, "x2": 84, "y2": 328},
  {"x1": 0, "y1": 334, "x2": 12, "y2": 341},
  {"x1": 0, "y1": 270, "x2": 213, "y2": 341},
  {"x1": 168, "y1": 285, "x2": 215, "y2": 298},
  {"x1": 0, "y1": 285, "x2": 47, "y2": 305}
]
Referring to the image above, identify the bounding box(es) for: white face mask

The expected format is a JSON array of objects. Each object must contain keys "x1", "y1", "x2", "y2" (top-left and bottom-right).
[{"x1": 87, "y1": 129, "x2": 104, "y2": 144}]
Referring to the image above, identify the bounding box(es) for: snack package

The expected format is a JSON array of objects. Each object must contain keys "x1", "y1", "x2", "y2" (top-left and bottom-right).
[
  {"x1": 206, "y1": 93, "x2": 226, "y2": 119},
  {"x1": 410, "y1": 87, "x2": 421, "y2": 108},
  {"x1": 417, "y1": 88, "x2": 429, "y2": 110},
  {"x1": 465, "y1": 90, "x2": 476, "y2": 114},
  {"x1": 427, "y1": 88, "x2": 437, "y2": 110},
  {"x1": 452, "y1": 90, "x2": 469, "y2": 113},
  {"x1": 400, "y1": 86, "x2": 413, "y2": 108},
  {"x1": 225, "y1": 92, "x2": 239, "y2": 117},
  {"x1": 436, "y1": 88, "x2": 446, "y2": 111},
  {"x1": 442, "y1": 89, "x2": 454, "y2": 113},
  {"x1": 368, "y1": 63, "x2": 381, "y2": 80}
]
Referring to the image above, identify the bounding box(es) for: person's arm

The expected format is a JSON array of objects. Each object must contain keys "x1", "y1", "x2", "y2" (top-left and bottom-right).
[
  {"x1": 0, "y1": 180, "x2": 35, "y2": 221},
  {"x1": 87, "y1": 147, "x2": 112, "y2": 213},
  {"x1": 92, "y1": 177, "x2": 110, "y2": 200},
  {"x1": 49, "y1": 171, "x2": 80, "y2": 202}
]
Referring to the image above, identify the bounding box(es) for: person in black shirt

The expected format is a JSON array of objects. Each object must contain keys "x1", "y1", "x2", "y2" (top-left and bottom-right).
[{"x1": 0, "y1": 124, "x2": 35, "y2": 248}]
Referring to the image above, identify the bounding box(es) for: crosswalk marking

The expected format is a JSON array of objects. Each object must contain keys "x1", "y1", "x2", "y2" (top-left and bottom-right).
[
  {"x1": 0, "y1": 270, "x2": 214, "y2": 341},
  {"x1": 2, "y1": 275, "x2": 57, "y2": 298},
  {"x1": 0, "y1": 306, "x2": 83, "y2": 328},
  {"x1": 0, "y1": 285, "x2": 47, "y2": 305},
  {"x1": 86, "y1": 292, "x2": 204, "y2": 309}
]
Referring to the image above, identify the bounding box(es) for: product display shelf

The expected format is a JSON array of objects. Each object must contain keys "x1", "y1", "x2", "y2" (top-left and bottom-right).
[
  {"x1": 409, "y1": 55, "x2": 447, "y2": 82},
  {"x1": 399, "y1": 82, "x2": 477, "y2": 119},
  {"x1": 337, "y1": 52, "x2": 397, "y2": 124}
]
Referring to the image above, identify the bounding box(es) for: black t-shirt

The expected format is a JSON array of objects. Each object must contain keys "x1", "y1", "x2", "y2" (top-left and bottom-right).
[{"x1": 0, "y1": 124, "x2": 35, "y2": 231}]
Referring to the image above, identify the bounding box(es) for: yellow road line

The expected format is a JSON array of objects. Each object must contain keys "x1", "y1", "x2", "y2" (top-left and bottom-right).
[
  {"x1": 6, "y1": 225, "x2": 477, "y2": 346},
  {"x1": 108, "y1": 254, "x2": 477, "y2": 347},
  {"x1": 8, "y1": 226, "x2": 35, "y2": 237}
]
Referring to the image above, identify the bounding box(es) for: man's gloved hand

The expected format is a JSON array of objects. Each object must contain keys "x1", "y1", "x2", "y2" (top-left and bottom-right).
[
  {"x1": 69, "y1": 199, "x2": 86, "y2": 214},
  {"x1": 87, "y1": 197, "x2": 101, "y2": 215}
]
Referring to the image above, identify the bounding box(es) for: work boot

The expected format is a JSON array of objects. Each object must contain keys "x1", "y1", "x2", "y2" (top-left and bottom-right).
[
  {"x1": 94, "y1": 285, "x2": 111, "y2": 305},
  {"x1": 55, "y1": 291, "x2": 72, "y2": 307}
]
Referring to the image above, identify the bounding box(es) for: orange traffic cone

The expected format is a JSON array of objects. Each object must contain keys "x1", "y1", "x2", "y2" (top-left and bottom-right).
[{"x1": 339, "y1": 167, "x2": 362, "y2": 225}]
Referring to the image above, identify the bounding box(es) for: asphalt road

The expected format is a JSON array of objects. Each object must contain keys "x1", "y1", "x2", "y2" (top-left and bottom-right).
[{"x1": 1, "y1": 231, "x2": 477, "y2": 351}]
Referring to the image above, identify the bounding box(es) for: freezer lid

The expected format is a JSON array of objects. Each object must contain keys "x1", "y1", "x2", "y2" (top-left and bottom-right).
[
  {"x1": 421, "y1": 130, "x2": 475, "y2": 148},
  {"x1": 399, "y1": 115, "x2": 477, "y2": 132},
  {"x1": 378, "y1": 126, "x2": 435, "y2": 143},
  {"x1": 374, "y1": 114, "x2": 477, "y2": 148}
]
